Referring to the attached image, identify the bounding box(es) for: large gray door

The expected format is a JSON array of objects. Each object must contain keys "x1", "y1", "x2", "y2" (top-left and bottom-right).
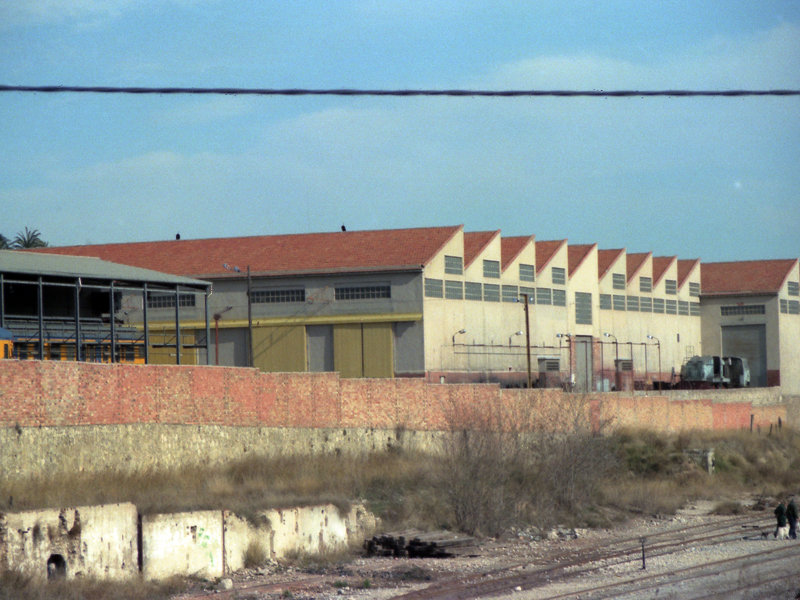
[
  {"x1": 307, "y1": 325, "x2": 334, "y2": 372},
  {"x1": 721, "y1": 324, "x2": 767, "y2": 387},
  {"x1": 574, "y1": 335, "x2": 593, "y2": 392}
]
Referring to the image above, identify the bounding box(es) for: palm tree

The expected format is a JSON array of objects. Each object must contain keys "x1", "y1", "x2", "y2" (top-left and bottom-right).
[
  {"x1": 12, "y1": 227, "x2": 48, "y2": 249},
  {"x1": 0, "y1": 234, "x2": 10, "y2": 249}
]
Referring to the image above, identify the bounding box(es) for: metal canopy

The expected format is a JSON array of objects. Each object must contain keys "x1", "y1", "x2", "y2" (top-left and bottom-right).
[{"x1": 0, "y1": 250, "x2": 211, "y2": 364}]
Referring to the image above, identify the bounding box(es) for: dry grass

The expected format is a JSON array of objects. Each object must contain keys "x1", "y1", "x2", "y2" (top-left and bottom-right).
[{"x1": 0, "y1": 570, "x2": 186, "y2": 600}]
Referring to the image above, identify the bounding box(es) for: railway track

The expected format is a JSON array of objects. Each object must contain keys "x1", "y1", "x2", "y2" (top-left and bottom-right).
[{"x1": 389, "y1": 514, "x2": 796, "y2": 600}]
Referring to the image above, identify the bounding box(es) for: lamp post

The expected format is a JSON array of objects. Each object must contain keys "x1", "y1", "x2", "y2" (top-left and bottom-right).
[
  {"x1": 223, "y1": 263, "x2": 254, "y2": 368},
  {"x1": 519, "y1": 293, "x2": 533, "y2": 389},
  {"x1": 647, "y1": 335, "x2": 661, "y2": 391},
  {"x1": 509, "y1": 331, "x2": 523, "y2": 346},
  {"x1": 604, "y1": 333, "x2": 618, "y2": 390},
  {"x1": 556, "y1": 333, "x2": 572, "y2": 389},
  {"x1": 213, "y1": 306, "x2": 232, "y2": 366},
  {"x1": 452, "y1": 328, "x2": 466, "y2": 346}
]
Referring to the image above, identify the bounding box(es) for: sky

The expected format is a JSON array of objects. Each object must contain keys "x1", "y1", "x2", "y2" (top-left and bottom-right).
[{"x1": 1, "y1": 1, "x2": 798, "y2": 263}]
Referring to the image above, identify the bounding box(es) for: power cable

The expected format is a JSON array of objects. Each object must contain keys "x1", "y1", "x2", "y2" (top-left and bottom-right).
[{"x1": 1, "y1": 85, "x2": 799, "y2": 97}]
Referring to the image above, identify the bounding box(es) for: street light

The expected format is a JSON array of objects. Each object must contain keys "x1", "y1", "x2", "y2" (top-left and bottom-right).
[
  {"x1": 223, "y1": 263, "x2": 253, "y2": 368},
  {"x1": 557, "y1": 333, "x2": 572, "y2": 389},
  {"x1": 518, "y1": 293, "x2": 533, "y2": 389},
  {"x1": 509, "y1": 331, "x2": 523, "y2": 346},
  {"x1": 647, "y1": 335, "x2": 661, "y2": 391},
  {"x1": 452, "y1": 329, "x2": 466, "y2": 345},
  {"x1": 213, "y1": 306, "x2": 232, "y2": 366}
]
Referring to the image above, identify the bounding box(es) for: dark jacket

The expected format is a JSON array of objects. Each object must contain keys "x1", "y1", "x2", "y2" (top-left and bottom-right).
[
  {"x1": 787, "y1": 500, "x2": 798, "y2": 522},
  {"x1": 775, "y1": 503, "x2": 787, "y2": 527}
]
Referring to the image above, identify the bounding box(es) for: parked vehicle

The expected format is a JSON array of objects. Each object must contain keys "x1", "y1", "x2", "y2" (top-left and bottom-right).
[{"x1": 680, "y1": 355, "x2": 750, "y2": 388}]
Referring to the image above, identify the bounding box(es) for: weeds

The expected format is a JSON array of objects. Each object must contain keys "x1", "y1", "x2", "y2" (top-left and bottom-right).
[{"x1": 0, "y1": 570, "x2": 186, "y2": 600}]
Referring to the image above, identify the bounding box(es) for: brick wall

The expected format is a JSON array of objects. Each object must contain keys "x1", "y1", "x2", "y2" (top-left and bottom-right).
[{"x1": 0, "y1": 360, "x2": 788, "y2": 432}]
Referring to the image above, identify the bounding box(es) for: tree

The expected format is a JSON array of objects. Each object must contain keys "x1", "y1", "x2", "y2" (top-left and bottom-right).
[
  {"x1": 11, "y1": 227, "x2": 48, "y2": 249},
  {"x1": 0, "y1": 233, "x2": 10, "y2": 249}
]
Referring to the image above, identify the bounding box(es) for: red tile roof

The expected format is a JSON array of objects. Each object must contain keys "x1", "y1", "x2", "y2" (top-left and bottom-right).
[
  {"x1": 677, "y1": 258, "x2": 700, "y2": 287},
  {"x1": 626, "y1": 252, "x2": 650, "y2": 282},
  {"x1": 36, "y1": 226, "x2": 463, "y2": 279},
  {"x1": 568, "y1": 244, "x2": 596, "y2": 276},
  {"x1": 501, "y1": 235, "x2": 534, "y2": 270},
  {"x1": 701, "y1": 259, "x2": 798, "y2": 296},
  {"x1": 535, "y1": 240, "x2": 566, "y2": 274},
  {"x1": 464, "y1": 231, "x2": 500, "y2": 268},
  {"x1": 598, "y1": 249, "x2": 624, "y2": 279},
  {"x1": 652, "y1": 256, "x2": 676, "y2": 286}
]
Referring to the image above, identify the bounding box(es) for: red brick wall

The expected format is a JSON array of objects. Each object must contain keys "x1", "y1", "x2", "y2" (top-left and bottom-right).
[{"x1": 0, "y1": 360, "x2": 786, "y2": 432}]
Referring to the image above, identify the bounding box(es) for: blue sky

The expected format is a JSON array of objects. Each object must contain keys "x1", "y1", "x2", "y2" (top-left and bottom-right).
[{"x1": 1, "y1": 1, "x2": 798, "y2": 262}]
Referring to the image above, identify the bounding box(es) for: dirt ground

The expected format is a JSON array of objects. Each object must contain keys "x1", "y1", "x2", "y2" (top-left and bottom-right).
[{"x1": 176, "y1": 501, "x2": 800, "y2": 600}]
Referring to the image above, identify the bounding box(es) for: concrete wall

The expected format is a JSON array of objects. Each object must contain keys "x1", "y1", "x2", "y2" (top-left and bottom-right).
[
  {"x1": 1, "y1": 502, "x2": 377, "y2": 582},
  {"x1": 0, "y1": 360, "x2": 794, "y2": 478},
  {"x1": 0, "y1": 503, "x2": 138, "y2": 582}
]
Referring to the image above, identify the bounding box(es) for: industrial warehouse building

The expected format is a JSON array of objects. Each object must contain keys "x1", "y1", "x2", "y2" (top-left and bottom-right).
[{"x1": 25, "y1": 224, "x2": 797, "y2": 394}]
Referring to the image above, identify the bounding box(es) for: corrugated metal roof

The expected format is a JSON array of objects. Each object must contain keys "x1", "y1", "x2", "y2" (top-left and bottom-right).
[{"x1": 2, "y1": 250, "x2": 209, "y2": 289}]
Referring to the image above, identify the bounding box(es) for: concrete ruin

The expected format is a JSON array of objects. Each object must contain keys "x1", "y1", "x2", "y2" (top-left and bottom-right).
[{"x1": 1, "y1": 502, "x2": 377, "y2": 582}]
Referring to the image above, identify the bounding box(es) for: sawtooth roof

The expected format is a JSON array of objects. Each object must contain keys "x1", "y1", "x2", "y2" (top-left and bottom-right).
[
  {"x1": 652, "y1": 256, "x2": 676, "y2": 286},
  {"x1": 36, "y1": 226, "x2": 463, "y2": 279},
  {"x1": 626, "y1": 252, "x2": 650, "y2": 282},
  {"x1": 701, "y1": 259, "x2": 798, "y2": 296},
  {"x1": 464, "y1": 231, "x2": 500, "y2": 268},
  {"x1": 501, "y1": 235, "x2": 534, "y2": 270},
  {"x1": 598, "y1": 249, "x2": 624, "y2": 279},
  {"x1": 568, "y1": 244, "x2": 595, "y2": 276},
  {"x1": 535, "y1": 240, "x2": 566, "y2": 275}
]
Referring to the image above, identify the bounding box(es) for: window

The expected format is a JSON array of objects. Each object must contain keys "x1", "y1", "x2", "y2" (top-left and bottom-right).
[
  {"x1": 251, "y1": 288, "x2": 305, "y2": 303},
  {"x1": 553, "y1": 289, "x2": 566, "y2": 306},
  {"x1": 666, "y1": 299, "x2": 678, "y2": 315},
  {"x1": 519, "y1": 264, "x2": 535, "y2": 282},
  {"x1": 678, "y1": 300, "x2": 690, "y2": 316},
  {"x1": 689, "y1": 282, "x2": 701, "y2": 297},
  {"x1": 336, "y1": 285, "x2": 390, "y2": 300},
  {"x1": 445, "y1": 255, "x2": 463, "y2": 275},
  {"x1": 502, "y1": 285, "x2": 519, "y2": 303},
  {"x1": 627, "y1": 296, "x2": 639, "y2": 311},
  {"x1": 424, "y1": 279, "x2": 443, "y2": 298},
  {"x1": 552, "y1": 267, "x2": 566, "y2": 285},
  {"x1": 781, "y1": 299, "x2": 789, "y2": 314},
  {"x1": 640, "y1": 297, "x2": 652, "y2": 312},
  {"x1": 640, "y1": 277, "x2": 652, "y2": 293},
  {"x1": 445, "y1": 280, "x2": 463, "y2": 300},
  {"x1": 519, "y1": 286, "x2": 535, "y2": 303},
  {"x1": 653, "y1": 298, "x2": 665, "y2": 313},
  {"x1": 575, "y1": 292, "x2": 592, "y2": 325},
  {"x1": 612, "y1": 273, "x2": 626, "y2": 290},
  {"x1": 721, "y1": 304, "x2": 765, "y2": 316},
  {"x1": 536, "y1": 287, "x2": 552, "y2": 305},
  {"x1": 483, "y1": 283, "x2": 500, "y2": 302},
  {"x1": 465, "y1": 282, "x2": 482, "y2": 301},
  {"x1": 600, "y1": 294, "x2": 612, "y2": 310},
  {"x1": 788, "y1": 300, "x2": 800, "y2": 315},
  {"x1": 613, "y1": 295, "x2": 626, "y2": 311},
  {"x1": 147, "y1": 293, "x2": 196, "y2": 309},
  {"x1": 483, "y1": 260, "x2": 500, "y2": 279},
  {"x1": 665, "y1": 279, "x2": 677, "y2": 295},
  {"x1": 786, "y1": 281, "x2": 800, "y2": 296},
  {"x1": 690, "y1": 302, "x2": 701, "y2": 316}
]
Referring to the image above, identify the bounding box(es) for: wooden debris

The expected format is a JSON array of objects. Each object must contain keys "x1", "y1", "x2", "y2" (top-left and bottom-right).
[{"x1": 364, "y1": 530, "x2": 478, "y2": 558}]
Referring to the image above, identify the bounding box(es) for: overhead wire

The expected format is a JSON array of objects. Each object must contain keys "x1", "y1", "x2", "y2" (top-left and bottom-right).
[{"x1": 0, "y1": 85, "x2": 799, "y2": 97}]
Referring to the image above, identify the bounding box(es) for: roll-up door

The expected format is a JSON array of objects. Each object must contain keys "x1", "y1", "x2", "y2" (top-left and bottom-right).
[
  {"x1": 721, "y1": 324, "x2": 767, "y2": 387},
  {"x1": 253, "y1": 325, "x2": 306, "y2": 372},
  {"x1": 363, "y1": 322, "x2": 394, "y2": 378}
]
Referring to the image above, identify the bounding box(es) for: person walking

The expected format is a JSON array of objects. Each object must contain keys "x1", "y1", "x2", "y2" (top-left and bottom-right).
[
  {"x1": 775, "y1": 499, "x2": 788, "y2": 538},
  {"x1": 787, "y1": 496, "x2": 798, "y2": 539}
]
